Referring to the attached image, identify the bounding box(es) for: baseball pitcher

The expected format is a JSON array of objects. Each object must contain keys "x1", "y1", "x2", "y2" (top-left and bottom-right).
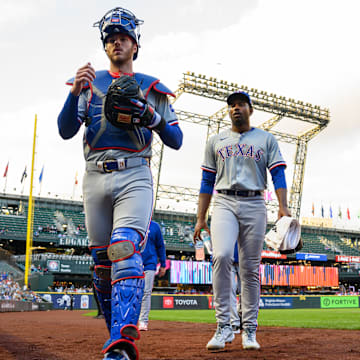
[{"x1": 193, "y1": 91, "x2": 290, "y2": 351}]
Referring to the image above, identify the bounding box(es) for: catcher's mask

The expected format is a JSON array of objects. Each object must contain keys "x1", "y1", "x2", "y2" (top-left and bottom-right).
[{"x1": 93, "y1": 7, "x2": 144, "y2": 60}]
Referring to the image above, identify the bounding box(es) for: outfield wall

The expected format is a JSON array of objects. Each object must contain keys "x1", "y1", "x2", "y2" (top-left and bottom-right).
[
  {"x1": 150, "y1": 294, "x2": 360, "y2": 310},
  {"x1": 35, "y1": 292, "x2": 97, "y2": 310},
  {"x1": 29, "y1": 293, "x2": 360, "y2": 311},
  {"x1": 0, "y1": 300, "x2": 53, "y2": 312}
]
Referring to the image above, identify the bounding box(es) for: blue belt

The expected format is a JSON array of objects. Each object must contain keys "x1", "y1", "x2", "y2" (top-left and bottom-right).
[
  {"x1": 217, "y1": 189, "x2": 263, "y2": 197},
  {"x1": 86, "y1": 158, "x2": 150, "y2": 173}
]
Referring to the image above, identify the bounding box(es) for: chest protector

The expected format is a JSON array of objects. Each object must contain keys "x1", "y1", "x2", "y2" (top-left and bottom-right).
[{"x1": 67, "y1": 71, "x2": 174, "y2": 152}]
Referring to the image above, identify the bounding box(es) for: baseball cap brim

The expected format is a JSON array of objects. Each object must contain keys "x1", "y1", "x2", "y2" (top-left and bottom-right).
[{"x1": 226, "y1": 91, "x2": 252, "y2": 107}]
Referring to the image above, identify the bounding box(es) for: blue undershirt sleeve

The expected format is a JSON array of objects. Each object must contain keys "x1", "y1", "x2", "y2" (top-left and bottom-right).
[
  {"x1": 270, "y1": 165, "x2": 287, "y2": 190},
  {"x1": 200, "y1": 170, "x2": 216, "y2": 194},
  {"x1": 155, "y1": 227, "x2": 166, "y2": 268},
  {"x1": 57, "y1": 92, "x2": 82, "y2": 139},
  {"x1": 157, "y1": 123, "x2": 183, "y2": 150}
]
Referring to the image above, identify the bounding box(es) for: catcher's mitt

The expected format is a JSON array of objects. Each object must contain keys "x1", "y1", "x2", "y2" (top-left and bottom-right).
[{"x1": 104, "y1": 75, "x2": 145, "y2": 130}]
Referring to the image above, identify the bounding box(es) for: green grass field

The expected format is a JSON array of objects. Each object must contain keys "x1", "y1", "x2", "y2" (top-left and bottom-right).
[{"x1": 84, "y1": 308, "x2": 360, "y2": 330}]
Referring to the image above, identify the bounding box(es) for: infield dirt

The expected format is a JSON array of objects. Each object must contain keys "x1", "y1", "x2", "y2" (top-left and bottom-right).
[{"x1": 0, "y1": 310, "x2": 360, "y2": 359}]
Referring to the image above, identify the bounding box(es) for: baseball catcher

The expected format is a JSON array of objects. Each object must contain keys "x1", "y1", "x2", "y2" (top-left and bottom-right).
[{"x1": 58, "y1": 6, "x2": 183, "y2": 360}]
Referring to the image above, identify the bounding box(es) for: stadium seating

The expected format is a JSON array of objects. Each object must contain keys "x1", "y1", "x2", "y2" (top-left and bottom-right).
[
  {"x1": 152, "y1": 217, "x2": 196, "y2": 250},
  {"x1": 0, "y1": 261, "x2": 23, "y2": 280},
  {"x1": 1, "y1": 194, "x2": 360, "y2": 257}
]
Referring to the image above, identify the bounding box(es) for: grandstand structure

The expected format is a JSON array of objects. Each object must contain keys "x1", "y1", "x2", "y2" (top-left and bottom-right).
[
  {"x1": 2, "y1": 193, "x2": 358, "y2": 256},
  {"x1": 152, "y1": 71, "x2": 330, "y2": 220},
  {"x1": 1, "y1": 192, "x2": 360, "y2": 291}
]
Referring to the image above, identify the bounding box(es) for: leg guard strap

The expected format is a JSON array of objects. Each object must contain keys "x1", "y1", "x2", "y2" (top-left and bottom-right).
[
  {"x1": 111, "y1": 254, "x2": 144, "y2": 284},
  {"x1": 91, "y1": 246, "x2": 112, "y2": 333}
]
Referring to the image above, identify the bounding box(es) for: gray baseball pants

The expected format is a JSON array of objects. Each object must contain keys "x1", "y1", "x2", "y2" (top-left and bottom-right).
[
  {"x1": 83, "y1": 165, "x2": 153, "y2": 247},
  {"x1": 139, "y1": 270, "x2": 156, "y2": 324},
  {"x1": 230, "y1": 261, "x2": 241, "y2": 327},
  {"x1": 211, "y1": 193, "x2": 266, "y2": 330}
]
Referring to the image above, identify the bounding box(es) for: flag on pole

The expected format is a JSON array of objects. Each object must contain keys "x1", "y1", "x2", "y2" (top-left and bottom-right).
[
  {"x1": 75, "y1": 171, "x2": 78, "y2": 185},
  {"x1": 338, "y1": 206, "x2": 342, "y2": 219},
  {"x1": 347, "y1": 208, "x2": 351, "y2": 220},
  {"x1": 321, "y1": 205, "x2": 324, "y2": 218},
  {"x1": 311, "y1": 203, "x2": 314, "y2": 216},
  {"x1": 329, "y1": 205, "x2": 333, "y2": 219},
  {"x1": 39, "y1": 166, "x2": 44, "y2": 184},
  {"x1": 20, "y1": 166, "x2": 27, "y2": 183},
  {"x1": 3, "y1": 162, "x2": 9, "y2": 177}
]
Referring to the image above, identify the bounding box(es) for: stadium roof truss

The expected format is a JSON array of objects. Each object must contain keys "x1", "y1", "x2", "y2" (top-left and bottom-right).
[{"x1": 152, "y1": 72, "x2": 330, "y2": 219}]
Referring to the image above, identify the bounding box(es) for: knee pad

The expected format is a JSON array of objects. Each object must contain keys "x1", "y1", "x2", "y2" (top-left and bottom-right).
[
  {"x1": 107, "y1": 228, "x2": 144, "y2": 284},
  {"x1": 108, "y1": 227, "x2": 143, "y2": 259}
]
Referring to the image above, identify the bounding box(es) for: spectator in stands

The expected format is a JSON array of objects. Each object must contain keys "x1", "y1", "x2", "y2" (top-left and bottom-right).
[
  {"x1": 0, "y1": 227, "x2": 8, "y2": 234},
  {"x1": 0, "y1": 274, "x2": 43, "y2": 303},
  {"x1": 1, "y1": 272, "x2": 7, "y2": 280},
  {"x1": 138, "y1": 221, "x2": 166, "y2": 331}
]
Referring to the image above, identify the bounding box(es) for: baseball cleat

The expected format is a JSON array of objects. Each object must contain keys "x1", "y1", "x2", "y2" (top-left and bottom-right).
[
  {"x1": 232, "y1": 324, "x2": 241, "y2": 334},
  {"x1": 138, "y1": 322, "x2": 148, "y2": 331},
  {"x1": 242, "y1": 328, "x2": 260, "y2": 350},
  {"x1": 206, "y1": 324, "x2": 234, "y2": 350},
  {"x1": 103, "y1": 349, "x2": 131, "y2": 360}
]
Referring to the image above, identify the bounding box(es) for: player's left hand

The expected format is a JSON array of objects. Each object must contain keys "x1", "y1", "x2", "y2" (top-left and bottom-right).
[
  {"x1": 129, "y1": 99, "x2": 162, "y2": 129},
  {"x1": 278, "y1": 205, "x2": 291, "y2": 219}
]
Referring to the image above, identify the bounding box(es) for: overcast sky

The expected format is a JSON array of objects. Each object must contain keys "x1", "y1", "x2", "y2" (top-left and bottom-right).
[{"x1": 1, "y1": 0, "x2": 359, "y2": 228}]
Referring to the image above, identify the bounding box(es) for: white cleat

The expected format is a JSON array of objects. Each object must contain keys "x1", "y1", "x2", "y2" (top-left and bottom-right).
[
  {"x1": 138, "y1": 322, "x2": 148, "y2": 331},
  {"x1": 242, "y1": 328, "x2": 260, "y2": 350},
  {"x1": 206, "y1": 324, "x2": 235, "y2": 350}
]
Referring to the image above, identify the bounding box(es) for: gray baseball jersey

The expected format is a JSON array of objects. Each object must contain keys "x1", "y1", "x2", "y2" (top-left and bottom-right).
[
  {"x1": 78, "y1": 87, "x2": 176, "y2": 161},
  {"x1": 203, "y1": 127, "x2": 286, "y2": 331},
  {"x1": 201, "y1": 127, "x2": 286, "y2": 190}
]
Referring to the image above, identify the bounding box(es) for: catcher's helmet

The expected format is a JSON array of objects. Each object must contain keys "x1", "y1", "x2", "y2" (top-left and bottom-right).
[{"x1": 93, "y1": 7, "x2": 144, "y2": 60}]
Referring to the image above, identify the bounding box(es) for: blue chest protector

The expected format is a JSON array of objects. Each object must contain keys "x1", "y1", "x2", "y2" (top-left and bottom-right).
[{"x1": 67, "y1": 71, "x2": 174, "y2": 152}]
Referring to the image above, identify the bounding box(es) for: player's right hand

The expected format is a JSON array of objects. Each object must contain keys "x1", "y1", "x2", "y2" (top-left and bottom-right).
[{"x1": 71, "y1": 63, "x2": 96, "y2": 96}]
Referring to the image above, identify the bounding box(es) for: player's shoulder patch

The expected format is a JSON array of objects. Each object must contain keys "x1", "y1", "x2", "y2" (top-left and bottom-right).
[{"x1": 135, "y1": 72, "x2": 175, "y2": 98}]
